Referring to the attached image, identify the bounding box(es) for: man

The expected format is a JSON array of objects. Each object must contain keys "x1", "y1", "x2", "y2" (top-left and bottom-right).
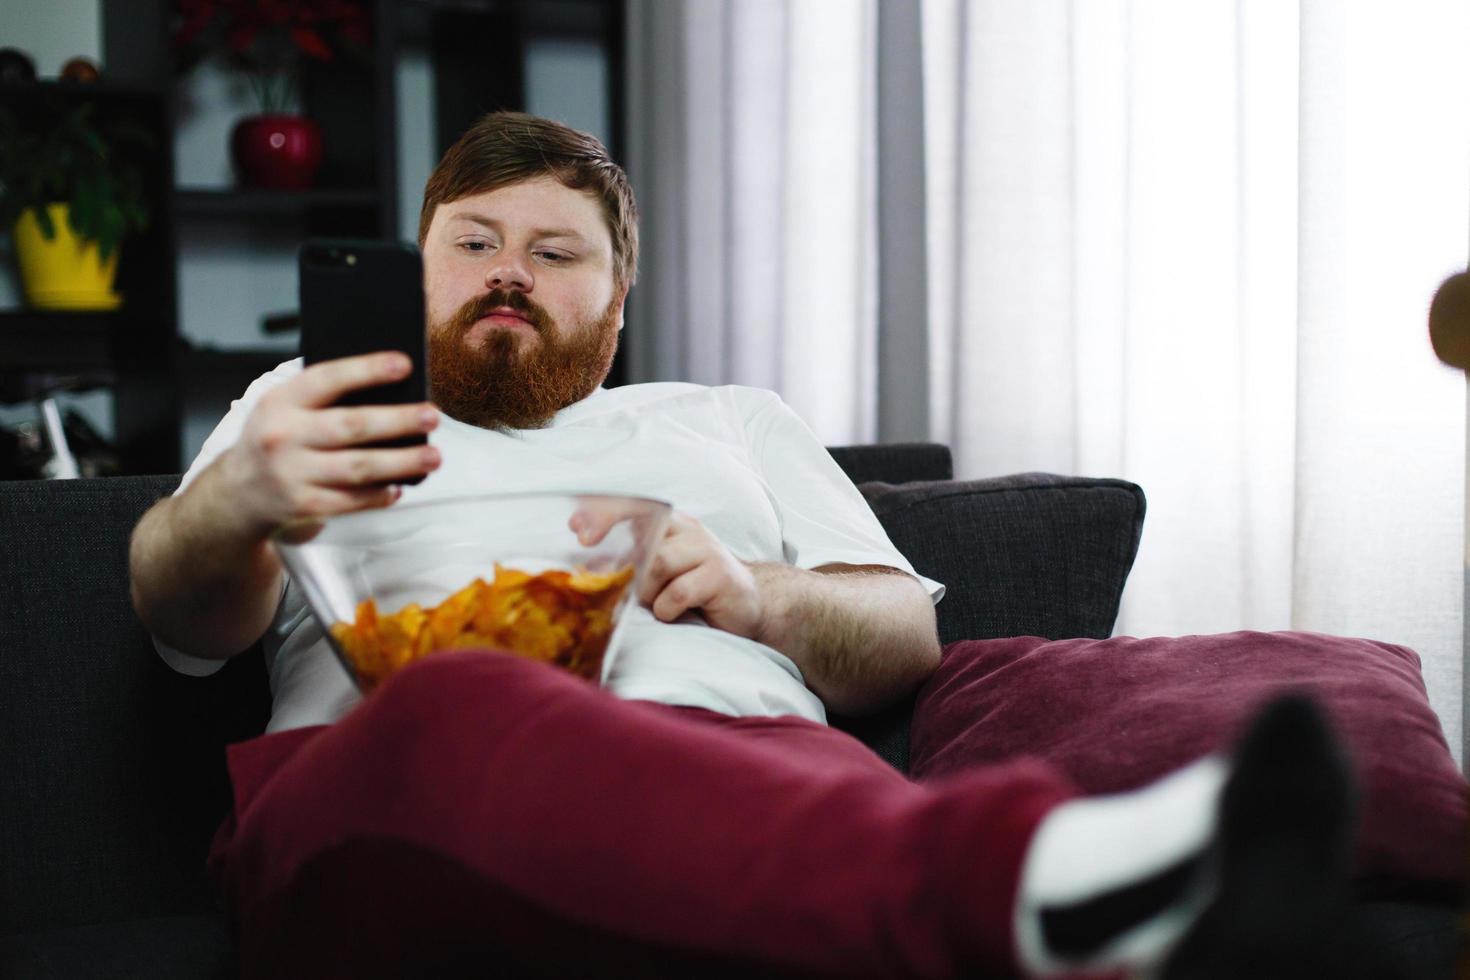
[{"x1": 130, "y1": 112, "x2": 1353, "y2": 978}]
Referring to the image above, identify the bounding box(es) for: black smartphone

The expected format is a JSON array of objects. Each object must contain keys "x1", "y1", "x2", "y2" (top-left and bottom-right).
[{"x1": 299, "y1": 239, "x2": 429, "y2": 480}]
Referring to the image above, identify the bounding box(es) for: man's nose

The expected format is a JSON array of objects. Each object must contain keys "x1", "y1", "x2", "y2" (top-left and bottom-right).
[{"x1": 484, "y1": 253, "x2": 533, "y2": 292}]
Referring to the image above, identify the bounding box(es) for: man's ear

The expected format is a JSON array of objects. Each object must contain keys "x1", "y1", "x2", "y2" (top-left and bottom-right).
[{"x1": 615, "y1": 285, "x2": 629, "y2": 331}]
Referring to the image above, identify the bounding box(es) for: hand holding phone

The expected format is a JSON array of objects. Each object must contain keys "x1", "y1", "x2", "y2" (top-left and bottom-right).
[
  {"x1": 212, "y1": 239, "x2": 441, "y2": 535},
  {"x1": 217, "y1": 350, "x2": 440, "y2": 537}
]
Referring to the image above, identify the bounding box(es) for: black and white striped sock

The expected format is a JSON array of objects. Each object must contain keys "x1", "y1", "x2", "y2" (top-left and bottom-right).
[
  {"x1": 1015, "y1": 694, "x2": 1355, "y2": 979},
  {"x1": 1015, "y1": 755, "x2": 1227, "y2": 976}
]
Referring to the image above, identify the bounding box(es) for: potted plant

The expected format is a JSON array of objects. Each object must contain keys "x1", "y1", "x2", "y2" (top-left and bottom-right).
[
  {"x1": 172, "y1": 0, "x2": 371, "y2": 189},
  {"x1": 0, "y1": 102, "x2": 152, "y2": 311}
]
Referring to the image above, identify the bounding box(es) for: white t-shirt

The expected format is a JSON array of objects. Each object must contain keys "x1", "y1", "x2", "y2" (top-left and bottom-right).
[{"x1": 155, "y1": 359, "x2": 945, "y2": 732}]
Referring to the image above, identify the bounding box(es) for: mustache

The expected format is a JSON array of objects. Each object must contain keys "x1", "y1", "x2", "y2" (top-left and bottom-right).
[{"x1": 450, "y1": 289, "x2": 553, "y2": 334}]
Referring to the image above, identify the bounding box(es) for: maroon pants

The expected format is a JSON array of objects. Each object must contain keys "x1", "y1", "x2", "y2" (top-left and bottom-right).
[{"x1": 210, "y1": 649, "x2": 1076, "y2": 978}]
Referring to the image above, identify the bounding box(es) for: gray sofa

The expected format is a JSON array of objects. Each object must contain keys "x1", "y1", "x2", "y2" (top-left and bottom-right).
[{"x1": 0, "y1": 445, "x2": 1455, "y2": 977}]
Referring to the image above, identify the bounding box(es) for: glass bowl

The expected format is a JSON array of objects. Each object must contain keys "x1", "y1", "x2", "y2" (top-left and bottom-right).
[{"x1": 272, "y1": 492, "x2": 671, "y2": 692}]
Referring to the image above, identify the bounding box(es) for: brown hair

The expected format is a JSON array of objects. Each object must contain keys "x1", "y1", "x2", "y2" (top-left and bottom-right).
[{"x1": 418, "y1": 111, "x2": 639, "y2": 289}]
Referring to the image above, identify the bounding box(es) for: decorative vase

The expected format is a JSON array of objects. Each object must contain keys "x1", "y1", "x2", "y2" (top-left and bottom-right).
[
  {"x1": 230, "y1": 114, "x2": 323, "y2": 190},
  {"x1": 12, "y1": 204, "x2": 122, "y2": 311}
]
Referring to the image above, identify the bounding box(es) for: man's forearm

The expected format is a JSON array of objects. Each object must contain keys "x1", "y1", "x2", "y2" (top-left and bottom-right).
[
  {"x1": 747, "y1": 562, "x2": 941, "y2": 716},
  {"x1": 129, "y1": 453, "x2": 284, "y2": 660}
]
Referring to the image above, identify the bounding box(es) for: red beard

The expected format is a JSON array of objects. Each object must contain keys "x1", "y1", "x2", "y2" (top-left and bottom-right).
[{"x1": 427, "y1": 288, "x2": 620, "y2": 431}]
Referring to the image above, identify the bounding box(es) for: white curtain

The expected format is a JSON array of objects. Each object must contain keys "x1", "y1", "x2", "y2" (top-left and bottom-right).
[
  {"x1": 921, "y1": 0, "x2": 1467, "y2": 766},
  {"x1": 624, "y1": 0, "x2": 880, "y2": 443},
  {"x1": 625, "y1": 0, "x2": 1468, "y2": 767}
]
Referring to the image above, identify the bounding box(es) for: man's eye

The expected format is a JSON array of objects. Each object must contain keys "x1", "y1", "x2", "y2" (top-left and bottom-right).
[
  {"x1": 461, "y1": 241, "x2": 492, "y2": 252},
  {"x1": 535, "y1": 251, "x2": 569, "y2": 263}
]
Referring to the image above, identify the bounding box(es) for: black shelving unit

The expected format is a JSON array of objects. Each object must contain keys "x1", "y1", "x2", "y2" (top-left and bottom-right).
[
  {"x1": 174, "y1": 342, "x2": 297, "y2": 417},
  {"x1": 0, "y1": 312, "x2": 125, "y2": 372},
  {"x1": 174, "y1": 188, "x2": 381, "y2": 219},
  {"x1": 0, "y1": 75, "x2": 179, "y2": 473},
  {"x1": 4, "y1": 0, "x2": 626, "y2": 476}
]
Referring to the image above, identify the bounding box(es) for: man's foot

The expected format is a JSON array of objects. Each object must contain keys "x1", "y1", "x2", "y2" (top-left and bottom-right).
[
  {"x1": 1163, "y1": 693, "x2": 1359, "y2": 979},
  {"x1": 1015, "y1": 693, "x2": 1359, "y2": 978}
]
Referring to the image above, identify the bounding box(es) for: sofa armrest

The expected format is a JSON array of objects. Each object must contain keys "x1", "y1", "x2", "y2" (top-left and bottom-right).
[{"x1": 831, "y1": 473, "x2": 1146, "y2": 770}]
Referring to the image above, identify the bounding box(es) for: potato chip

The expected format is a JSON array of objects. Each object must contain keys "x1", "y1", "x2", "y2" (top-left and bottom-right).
[
  {"x1": 329, "y1": 564, "x2": 634, "y2": 692},
  {"x1": 429, "y1": 578, "x2": 486, "y2": 650}
]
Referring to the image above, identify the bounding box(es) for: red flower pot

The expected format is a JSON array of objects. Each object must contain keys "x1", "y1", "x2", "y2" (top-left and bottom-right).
[{"x1": 231, "y1": 114, "x2": 324, "y2": 190}]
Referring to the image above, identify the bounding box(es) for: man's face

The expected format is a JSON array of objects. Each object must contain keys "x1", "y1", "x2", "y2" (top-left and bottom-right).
[{"x1": 421, "y1": 176, "x2": 625, "y2": 430}]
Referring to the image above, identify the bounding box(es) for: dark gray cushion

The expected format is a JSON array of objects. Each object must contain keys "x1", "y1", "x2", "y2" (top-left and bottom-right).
[
  {"x1": 0, "y1": 477, "x2": 270, "y2": 937},
  {"x1": 861, "y1": 472, "x2": 1146, "y2": 645},
  {"x1": 0, "y1": 913, "x2": 234, "y2": 980}
]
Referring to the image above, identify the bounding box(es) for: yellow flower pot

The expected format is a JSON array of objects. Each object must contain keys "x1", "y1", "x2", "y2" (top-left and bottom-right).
[{"x1": 12, "y1": 204, "x2": 122, "y2": 311}]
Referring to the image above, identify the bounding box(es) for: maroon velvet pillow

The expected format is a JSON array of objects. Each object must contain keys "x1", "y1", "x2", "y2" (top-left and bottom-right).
[{"x1": 909, "y1": 631, "x2": 1467, "y2": 891}]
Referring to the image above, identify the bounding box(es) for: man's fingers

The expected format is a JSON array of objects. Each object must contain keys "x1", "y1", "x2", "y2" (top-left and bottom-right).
[
  {"x1": 300, "y1": 403, "x2": 439, "y2": 449},
  {"x1": 638, "y1": 535, "x2": 704, "y2": 606},
  {"x1": 283, "y1": 483, "x2": 403, "y2": 524},
  {"x1": 649, "y1": 567, "x2": 715, "y2": 623},
  {"x1": 290, "y1": 351, "x2": 413, "y2": 409},
  {"x1": 308, "y1": 445, "x2": 442, "y2": 488},
  {"x1": 569, "y1": 496, "x2": 660, "y2": 546},
  {"x1": 321, "y1": 483, "x2": 404, "y2": 515}
]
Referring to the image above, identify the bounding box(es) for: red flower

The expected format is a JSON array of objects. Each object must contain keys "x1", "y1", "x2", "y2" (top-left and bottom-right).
[
  {"x1": 172, "y1": 0, "x2": 217, "y2": 49},
  {"x1": 171, "y1": 0, "x2": 370, "y2": 62},
  {"x1": 290, "y1": 26, "x2": 333, "y2": 62}
]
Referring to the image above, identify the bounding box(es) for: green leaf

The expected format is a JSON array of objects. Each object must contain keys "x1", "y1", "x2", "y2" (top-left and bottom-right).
[
  {"x1": 97, "y1": 205, "x2": 123, "y2": 262},
  {"x1": 66, "y1": 103, "x2": 93, "y2": 132},
  {"x1": 79, "y1": 127, "x2": 106, "y2": 159},
  {"x1": 95, "y1": 167, "x2": 112, "y2": 213},
  {"x1": 125, "y1": 201, "x2": 150, "y2": 232},
  {"x1": 73, "y1": 176, "x2": 99, "y2": 239}
]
